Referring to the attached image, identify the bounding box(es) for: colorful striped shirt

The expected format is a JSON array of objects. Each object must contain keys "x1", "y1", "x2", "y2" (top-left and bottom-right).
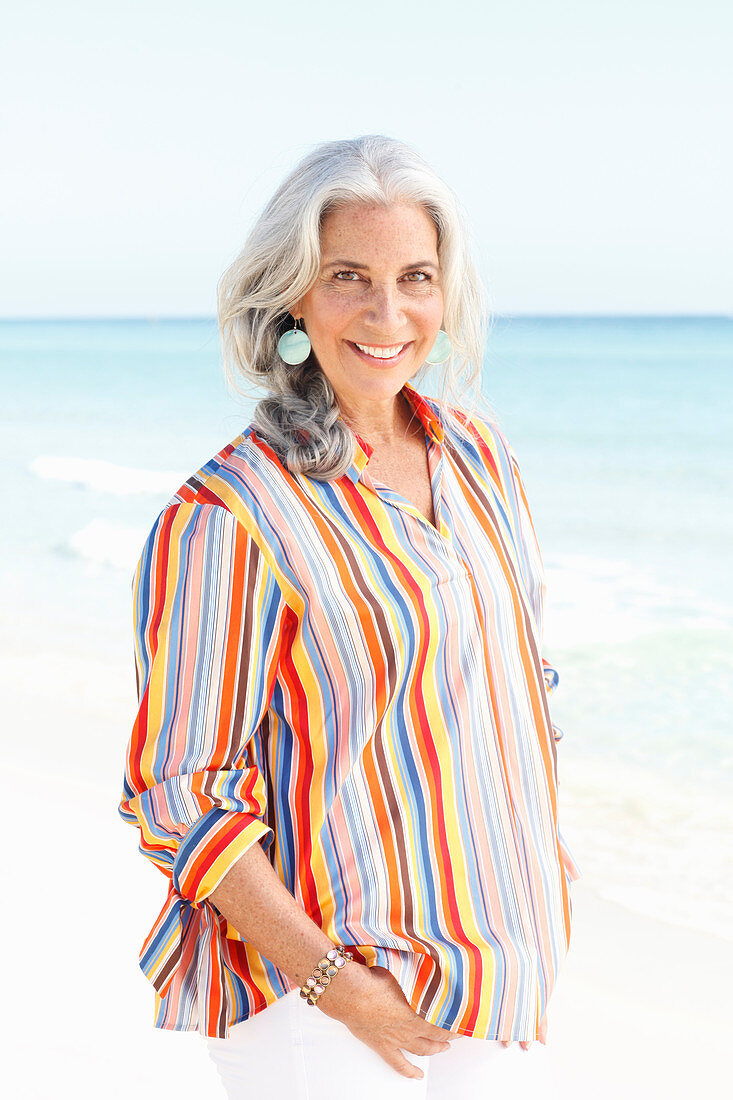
[{"x1": 119, "y1": 381, "x2": 580, "y2": 1040}]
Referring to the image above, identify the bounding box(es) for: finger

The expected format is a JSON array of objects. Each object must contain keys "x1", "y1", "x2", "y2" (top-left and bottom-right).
[
  {"x1": 389, "y1": 1049, "x2": 425, "y2": 1080},
  {"x1": 406, "y1": 1037, "x2": 453, "y2": 1057}
]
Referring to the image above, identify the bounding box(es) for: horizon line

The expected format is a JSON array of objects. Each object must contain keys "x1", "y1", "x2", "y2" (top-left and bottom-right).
[{"x1": 1, "y1": 312, "x2": 731, "y2": 323}]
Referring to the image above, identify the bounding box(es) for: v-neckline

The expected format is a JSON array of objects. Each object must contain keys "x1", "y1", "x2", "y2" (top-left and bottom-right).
[{"x1": 361, "y1": 431, "x2": 442, "y2": 533}]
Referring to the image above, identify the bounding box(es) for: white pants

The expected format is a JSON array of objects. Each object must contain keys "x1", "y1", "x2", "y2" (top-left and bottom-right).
[{"x1": 205, "y1": 988, "x2": 560, "y2": 1099}]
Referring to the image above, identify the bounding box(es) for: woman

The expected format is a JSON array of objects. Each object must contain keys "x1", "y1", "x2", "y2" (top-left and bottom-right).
[{"x1": 119, "y1": 134, "x2": 580, "y2": 1098}]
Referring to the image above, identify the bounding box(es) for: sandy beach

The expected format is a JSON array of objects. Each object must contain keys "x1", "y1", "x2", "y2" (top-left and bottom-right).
[{"x1": 2, "y1": 643, "x2": 729, "y2": 1099}]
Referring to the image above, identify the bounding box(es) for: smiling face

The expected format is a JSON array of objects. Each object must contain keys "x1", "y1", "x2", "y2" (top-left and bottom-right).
[{"x1": 294, "y1": 202, "x2": 444, "y2": 416}]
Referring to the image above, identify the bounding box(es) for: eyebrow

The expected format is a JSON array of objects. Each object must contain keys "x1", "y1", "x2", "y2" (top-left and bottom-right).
[{"x1": 323, "y1": 259, "x2": 440, "y2": 272}]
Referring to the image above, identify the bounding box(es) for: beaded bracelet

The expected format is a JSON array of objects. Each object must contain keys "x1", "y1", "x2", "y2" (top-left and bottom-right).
[{"x1": 299, "y1": 945, "x2": 354, "y2": 1006}]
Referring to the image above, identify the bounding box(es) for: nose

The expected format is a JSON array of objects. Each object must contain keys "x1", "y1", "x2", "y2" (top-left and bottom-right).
[{"x1": 363, "y1": 283, "x2": 406, "y2": 337}]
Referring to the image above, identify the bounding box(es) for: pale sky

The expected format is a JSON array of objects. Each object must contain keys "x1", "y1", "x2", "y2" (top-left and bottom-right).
[{"x1": 2, "y1": 0, "x2": 731, "y2": 317}]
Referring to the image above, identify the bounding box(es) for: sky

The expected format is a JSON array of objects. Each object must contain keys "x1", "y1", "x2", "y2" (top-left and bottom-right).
[{"x1": 1, "y1": 0, "x2": 731, "y2": 317}]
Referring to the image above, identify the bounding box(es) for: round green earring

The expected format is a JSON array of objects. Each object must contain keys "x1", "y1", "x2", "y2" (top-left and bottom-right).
[
  {"x1": 425, "y1": 329, "x2": 453, "y2": 365},
  {"x1": 278, "y1": 317, "x2": 312, "y2": 365}
]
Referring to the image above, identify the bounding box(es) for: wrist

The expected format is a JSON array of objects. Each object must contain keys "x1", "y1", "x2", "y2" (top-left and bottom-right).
[{"x1": 299, "y1": 944, "x2": 355, "y2": 1007}]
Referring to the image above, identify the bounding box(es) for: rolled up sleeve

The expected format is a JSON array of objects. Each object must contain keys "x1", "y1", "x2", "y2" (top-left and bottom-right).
[{"x1": 119, "y1": 500, "x2": 286, "y2": 906}]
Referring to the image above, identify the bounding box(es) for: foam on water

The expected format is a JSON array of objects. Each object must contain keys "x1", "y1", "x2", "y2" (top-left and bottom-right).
[
  {"x1": 545, "y1": 554, "x2": 733, "y2": 647},
  {"x1": 30, "y1": 455, "x2": 187, "y2": 496},
  {"x1": 68, "y1": 519, "x2": 148, "y2": 571},
  {"x1": 561, "y1": 755, "x2": 733, "y2": 941}
]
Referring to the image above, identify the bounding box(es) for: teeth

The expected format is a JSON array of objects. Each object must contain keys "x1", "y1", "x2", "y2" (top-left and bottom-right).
[{"x1": 354, "y1": 342, "x2": 405, "y2": 359}]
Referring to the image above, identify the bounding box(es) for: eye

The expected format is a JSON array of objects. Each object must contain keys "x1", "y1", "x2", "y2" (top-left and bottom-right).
[
  {"x1": 403, "y1": 271, "x2": 431, "y2": 282},
  {"x1": 333, "y1": 270, "x2": 362, "y2": 281}
]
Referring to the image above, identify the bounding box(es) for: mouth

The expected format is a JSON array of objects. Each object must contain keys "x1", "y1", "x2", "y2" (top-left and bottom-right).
[{"x1": 347, "y1": 340, "x2": 413, "y2": 365}]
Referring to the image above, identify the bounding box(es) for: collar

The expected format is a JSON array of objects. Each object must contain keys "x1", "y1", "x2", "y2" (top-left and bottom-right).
[{"x1": 345, "y1": 382, "x2": 445, "y2": 485}]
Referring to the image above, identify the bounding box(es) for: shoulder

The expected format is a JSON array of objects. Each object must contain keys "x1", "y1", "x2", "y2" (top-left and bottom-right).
[
  {"x1": 427, "y1": 394, "x2": 519, "y2": 491},
  {"x1": 167, "y1": 426, "x2": 291, "y2": 511},
  {"x1": 137, "y1": 426, "x2": 297, "y2": 568}
]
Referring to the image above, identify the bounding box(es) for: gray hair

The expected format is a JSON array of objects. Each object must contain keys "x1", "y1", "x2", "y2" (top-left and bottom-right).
[{"x1": 217, "y1": 134, "x2": 495, "y2": 479}]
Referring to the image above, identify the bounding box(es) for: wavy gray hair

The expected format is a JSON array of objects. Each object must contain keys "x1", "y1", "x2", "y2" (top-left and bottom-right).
[{"x1": 218, "y1": 134, "x2": 494, "y2": 479}]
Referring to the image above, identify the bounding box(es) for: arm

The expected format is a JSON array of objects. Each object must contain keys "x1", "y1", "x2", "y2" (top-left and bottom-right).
[
  {"x1": 208, "y1": 839, "x2": 365, "y2": 1000},
  {"x1": 121, "y1": 501, "x2": 284, "y2": 899},
  {"x1": 119, "y1": 501, "x2": 287, "y2": 1025},
  {"x1": 507, "y1": 444, "x2": 582, "y2": 884},
  {"x1": 506, "y1": 445, "x2": 563, "y2": 736}
]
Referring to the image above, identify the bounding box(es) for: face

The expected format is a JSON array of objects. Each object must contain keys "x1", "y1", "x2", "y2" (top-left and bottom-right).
[{"x1": 294, "y1": 202, "x2": 444, "y2": 414}]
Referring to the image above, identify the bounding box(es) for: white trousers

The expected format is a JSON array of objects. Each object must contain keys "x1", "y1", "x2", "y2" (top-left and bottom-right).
[{"x1": 205, "y1": 989, "x2": 560, "y2": 1099}]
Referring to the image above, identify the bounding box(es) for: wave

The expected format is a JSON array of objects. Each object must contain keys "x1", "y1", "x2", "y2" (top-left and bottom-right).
[
  {"x1": 562, "y1": 755, "x2": 733, "y2": 942},
  {"x1": 30, "y1": 455, "x2": 187, "y2": 496},
  {"x1": 544, "y1": 553, "x2": 732, "y2": 647},
  {"x1": 68, "y1": 520, "x2": 147, "y2": 571}
]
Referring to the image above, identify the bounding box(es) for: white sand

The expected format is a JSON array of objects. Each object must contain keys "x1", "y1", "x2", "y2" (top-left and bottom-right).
[
  {"x1": 3, "y1": 648, "x2": 730, "y2": 1098},
  {"x1": 542, "y1": 884, "x2": 729, "y2": 1098}
]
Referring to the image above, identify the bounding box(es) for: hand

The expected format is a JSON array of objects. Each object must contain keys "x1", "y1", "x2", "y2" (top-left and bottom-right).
[
  {"x1": 316, "y1": 963, "x2": 457, "y2": 1080},
  {"x1": 501, "y1": 1008, "x2": 548, "y2": 1051}
]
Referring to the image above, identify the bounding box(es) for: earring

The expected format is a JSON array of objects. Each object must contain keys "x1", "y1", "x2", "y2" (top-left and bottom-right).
[
  {"x1": 278, "y1": 317, "x2": 312, "y2": 365},
  {"x1": 425, "y1": 329, "x2": 453, "y2": 365}
]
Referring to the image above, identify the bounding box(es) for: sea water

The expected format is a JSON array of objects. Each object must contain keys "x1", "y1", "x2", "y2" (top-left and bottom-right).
[{"x1": 2, "y1": 316, "x2": 731, "y2": 940}]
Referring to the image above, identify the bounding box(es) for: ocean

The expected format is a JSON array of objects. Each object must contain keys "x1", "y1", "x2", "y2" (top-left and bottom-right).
[{"x1": 2, "y1": 316, "x2": 731, "y2": 941}]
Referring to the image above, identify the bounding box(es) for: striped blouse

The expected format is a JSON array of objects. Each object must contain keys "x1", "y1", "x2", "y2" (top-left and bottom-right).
[{"x1": 119, "y1": 381, "x2": 580, "y2": 1041}]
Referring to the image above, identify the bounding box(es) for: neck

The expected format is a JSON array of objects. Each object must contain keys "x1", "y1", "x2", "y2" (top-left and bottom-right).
[{"x1": 336, "y1": 386, "x2": 419, "y2": 447}]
